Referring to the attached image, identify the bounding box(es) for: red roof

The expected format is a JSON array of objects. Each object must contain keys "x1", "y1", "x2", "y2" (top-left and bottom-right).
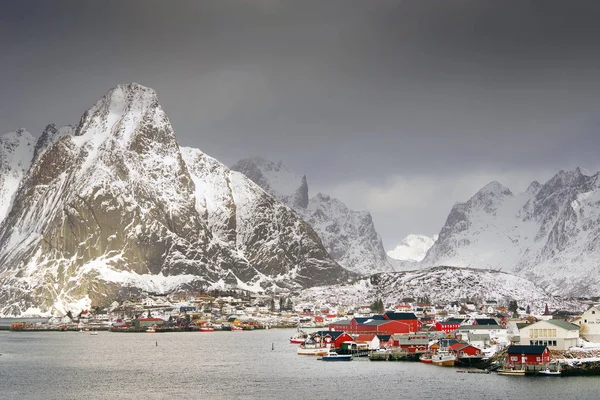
[{"x1": 355, "y1": 334, "x2": 377, "y2": 342}]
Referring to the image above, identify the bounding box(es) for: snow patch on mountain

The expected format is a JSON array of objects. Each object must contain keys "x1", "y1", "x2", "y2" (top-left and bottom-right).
[
  {"x1": 387, "y1": 234, "x2": 438, "y2": 262},
  {"x1": 0, "y1": 129, "x2": 35, "y2": 224}
]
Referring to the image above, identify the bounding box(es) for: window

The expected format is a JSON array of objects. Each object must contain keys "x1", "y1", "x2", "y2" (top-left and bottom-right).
[
  {"x1": 593, "y1": 311, "x2": 596, "y2": 314},
  {"x1": 537, "y1": 357, "x2": 541, "y2": 361}
]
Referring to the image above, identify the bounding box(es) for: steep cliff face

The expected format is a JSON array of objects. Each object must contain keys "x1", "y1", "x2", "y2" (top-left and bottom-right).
[
  {"x1": 0, "y1": 83, "x2": 349, "y2": 316},
  {"x1": 232, "y1": 158, "x2": 394, "y2": 275},
  {"x1": 422, "y1": 170, "x2": 600, "y2": 296}
]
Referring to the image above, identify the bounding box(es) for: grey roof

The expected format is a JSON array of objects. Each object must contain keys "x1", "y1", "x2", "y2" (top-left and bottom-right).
[{"x1": 546, "y1": 319, "x2": 580, "y2": 331}]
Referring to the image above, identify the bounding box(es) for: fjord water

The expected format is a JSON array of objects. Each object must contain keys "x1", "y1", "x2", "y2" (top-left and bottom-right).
[{"x1": 0, "y1": 329, "x2": 598, "y2": 400}]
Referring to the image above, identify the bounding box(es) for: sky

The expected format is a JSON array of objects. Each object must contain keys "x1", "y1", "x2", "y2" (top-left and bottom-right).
[{"x1": 1, "y1": 0, "x2": 600, "y2": 249}]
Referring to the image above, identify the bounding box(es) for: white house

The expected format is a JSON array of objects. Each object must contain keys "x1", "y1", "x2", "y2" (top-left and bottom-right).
[
  {"x1": 576, "y1": 306, "x2": 600, "y2": 343},
  {"x1": 519, "y1": 319, "x2": 579, "y2": 350}
]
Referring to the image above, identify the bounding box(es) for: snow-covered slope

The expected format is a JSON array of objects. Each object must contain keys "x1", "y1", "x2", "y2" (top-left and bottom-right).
[
  {"x1": 387, "y1": 234, "x2": 438, "y2": 262},
  {"x1": 0, "y1": 129, "x2": 35, "y2": 224},
  {"x1": 231, "y1": 159, "x2": 394, "y2": 275},
  {"x1": 0, "y1": 83, "x2": 349, "y2": 317},
  {"x1": 300, "y1": 266, "x2": 584, "y2": 314},
  {"x1": 423, "y1": 171, "x2": 600, "y2": 296}
]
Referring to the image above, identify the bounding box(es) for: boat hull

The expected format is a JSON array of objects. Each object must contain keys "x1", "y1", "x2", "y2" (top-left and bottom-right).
[
  {"x1": 297, "y1": 348, "x2": 329, "y2": 356},
  {"x1": 322, "y1": 356, "x2": 352, "y2": 361},
  {"x1": 432, "y1": 359, "x2": 455, "y2": 367},
  {"x1": 419, "y1": 355, "x2": 433, "y2": 364}
]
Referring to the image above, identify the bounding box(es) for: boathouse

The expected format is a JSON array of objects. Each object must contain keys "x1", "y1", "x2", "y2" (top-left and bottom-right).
[{"x1": 506, "y1": 345, "x2": 550, "y2": 365}]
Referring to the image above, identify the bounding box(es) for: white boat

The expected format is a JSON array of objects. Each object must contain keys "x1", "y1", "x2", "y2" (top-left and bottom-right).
[
  {"x1": 538, "y1": 368, "x2": 561, "y2": 376},
  {"x1": 431, "y1": 351, "x2": 455, "y2": 367},
  {"x1": 321, "y1": 351, "x2": 352, "y2": 361},
  {"x1": 89, "y1": 331, "x2": 98, "y2": 336},
  {"x1": 497, "y1": 367, "x2": 526, "y2": 376}
]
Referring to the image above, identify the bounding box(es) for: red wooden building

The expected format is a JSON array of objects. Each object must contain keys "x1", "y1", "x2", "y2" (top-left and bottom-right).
[
  {"x1": 391, "y1": 333, "x2": 429, "y2": 353},
  {"x1": 449, "y1": 343, "x2": 482, "y2": 357},
  {"x1": 434, "y1": 318, "x2": 463, "y2": 333},
  {"x1": 312, "y1": 331, "x2": 354, "y2": 349},
  {"x1": 506, "y1": 345, "x2": 550, "y2": 365}
]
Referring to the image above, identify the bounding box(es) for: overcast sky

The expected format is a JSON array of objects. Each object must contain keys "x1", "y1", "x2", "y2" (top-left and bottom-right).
[{"x1": 2, "y1": 0, "x2": 600, "y2": 249}]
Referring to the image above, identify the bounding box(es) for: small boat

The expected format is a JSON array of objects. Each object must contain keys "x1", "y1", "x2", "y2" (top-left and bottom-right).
[
  {"x1": 321, "y1": 351, "x2": 352, "y2": 362},
  {"x1": 230, "y1": 326, "x2": 243, "y2": 331},
  {"x1": 419, "y1": 353, "x2": 433, "y2": 364},
  {"x1": 146, "y1": 327, "x2": 156, "y2": 333},
  {"x1": 432, "y1": 351, "x2": 455, "y2": 367},
  {"x1": 289, "y1": 337, "x2": 306, "y2": 344},
  {"x1": 199, "y1": 326, "x2": 214, "y2": 332},
  {"x1": 89, "y1": 331, "x2": 98, "y2": 336},
  {"x1": 538, "y1": 368, "x2": 561, "y2": 376},
  {"x1": 497, "y1": 367, "x2": 526, "y2": 376}
]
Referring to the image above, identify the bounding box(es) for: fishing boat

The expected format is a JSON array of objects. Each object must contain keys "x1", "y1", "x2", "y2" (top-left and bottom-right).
[
  {"x1": 146, "y1": 327, "x2": 156, "y2": 333},
  {"x1": 431, "y1": 351, "x2": 455, "y2": 367},
  {"x1": 199, "y1": 326, "x2": 214, "y2": 332},
  {"x1": 230, "y1": 326, "x2": 243, "y2": 331},
  {"x1": 321, "y1": 351, "x2": 352, "y2": 361},
  {"x1": 297, "y1": 342, "x2": 330, "y2": 356},
  {"x1": 419, "y1": 353, "x2": 433, "y2": 364}
]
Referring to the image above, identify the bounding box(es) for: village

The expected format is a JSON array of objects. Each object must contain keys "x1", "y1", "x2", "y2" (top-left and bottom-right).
[{"x1": 7, "y1": 291, "x2": 600, "y2": 375}]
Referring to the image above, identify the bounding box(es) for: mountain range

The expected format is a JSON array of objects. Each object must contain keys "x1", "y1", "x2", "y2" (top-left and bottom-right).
[
  {"x1": 0, "y1": 83, "x2": 350, "y2": 317},
  {"x1": 1, "y1": 82, "x2": 597, "y2": 316},
  {"x1": 422, "y1": 171, "x2": 600, "y2": 297}
]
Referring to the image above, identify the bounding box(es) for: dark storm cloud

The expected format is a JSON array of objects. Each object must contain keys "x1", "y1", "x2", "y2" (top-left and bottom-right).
[{"x1": 1, "y1": 0, "x2": 600, "y2": 246}]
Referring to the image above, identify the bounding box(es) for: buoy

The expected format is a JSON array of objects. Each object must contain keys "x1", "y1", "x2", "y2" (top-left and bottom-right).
[
  {"x1": 272, "y1": 342, "x2": 274, "y2": 351},
  {"x1": 156, "y1": 341, "x2": 158, "y2": 347}
]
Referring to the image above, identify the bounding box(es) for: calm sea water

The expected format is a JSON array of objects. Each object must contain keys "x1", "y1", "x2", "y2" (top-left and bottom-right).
[{"x1": 1, "y1": 328, "x2": 599, "y2": 400}]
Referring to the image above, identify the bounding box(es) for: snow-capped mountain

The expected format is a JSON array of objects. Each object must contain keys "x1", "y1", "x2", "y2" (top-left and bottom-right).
[
  {"x1": 422, "y1": 170, "x2": 600, "y2": 296},
  {"x1": 231, "y1": 158, "x2": 394, "y2": 275},
  {"x1": 387, "y1": 234, "x2": 438, "y2": 262},
  {"x1": 0, "y1": 129, "x2": 35, "y2": 224},
  {"x1": 0, "y1": 83, "x2": 350, "y2": 317},
  {"x1": 299, "y1": 266, "x2": 584, "y2": 314}
]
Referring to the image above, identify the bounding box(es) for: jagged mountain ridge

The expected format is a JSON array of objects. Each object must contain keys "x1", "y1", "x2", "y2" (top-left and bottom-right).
[
  {"x1": 231, "y1": 158, "x2": 394, "y2": 275},
  {"x1": 299, "y1": 266, "x2": 584, "y2": 314},
  {"x1": 0, "y1": 83, "x2": 350, "y2": 317},
  {"x1": 422, "y1": 170, "x2": 600, "y2": 296}
]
